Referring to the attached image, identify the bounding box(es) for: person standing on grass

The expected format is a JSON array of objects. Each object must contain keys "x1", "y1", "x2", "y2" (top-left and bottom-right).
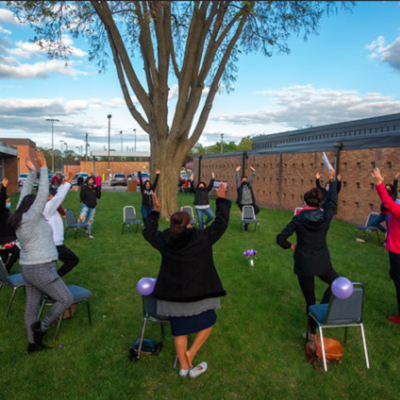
[
  {"x1": 43, "y1": 171, "x2": 79, "y2": 277},
  {"x1": 79, "y1": 175, "x2": 101, "y2": 239},
  {"x1": 0, "y1": 178, "x2": 20, "y2": 272},
  {"x1": 372, "y1": 173, "x2": 399, "y2": 235},
  {"x1": 235, "y1": 165, "x2": 259, "y2": 231},
  {"x1": 372, "y1": 168, "x2": 400, "y2": 324},
  {"x1": 138, "y1": 170, "x2": 160, "y2": 226},
  {"x1": 8, "y1": 151, "x2": 73, "y2": 354},
  {"x1": 143, "y1": 183, "x2": 230, "y2": 379},
  {"x1": 276, "y1": 168, "x2": 339, "y2": 340},
  {"x1": 190, "y1": 172, "x2": 215, "y2": 230}
]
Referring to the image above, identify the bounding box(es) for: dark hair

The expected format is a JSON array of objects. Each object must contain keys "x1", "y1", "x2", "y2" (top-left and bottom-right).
[
  {"x1": 6, "y1": 194, "x2": 10, "y2": 200},
  {"x1": 8, "y1": 194, "x2": 36, "y2": 230},
  {"x1": 304, "y1": 188, "x2": 323, "y2": 207},
  {"x1": 49, "y1": 186, "x2": 57, "y2": 196},
  {"x1": 170, "y1": 211, "x2": 191, "y2": 234},
  {"x1": 385, "y1": 183, "x2": 393, "y2": 193},
  {"x1": 196, "y1": 181, "x2": 206, "y2": 188},
  {"x1": 85, "y1": 176, "x2": 94, "y2": 184},
  {"x1": 144, "y1": 180, "x2": 151, "y2": 188}
]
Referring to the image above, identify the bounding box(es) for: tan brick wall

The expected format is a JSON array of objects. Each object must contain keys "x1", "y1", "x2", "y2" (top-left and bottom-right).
[
  {"x1": 195, "y1": 147, "x2": 400, "y2": 225},
  {"x1": 3, "y1": 156, "x2": 18, "y2": 194}
]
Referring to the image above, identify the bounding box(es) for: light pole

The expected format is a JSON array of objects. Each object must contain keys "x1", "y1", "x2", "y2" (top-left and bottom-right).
[
  {"x1": 64, "y1": 142, "x2": 69, "y2": 172},
  {"x1": 220, "y1": 133, "x2": 224, "y2": 153},
  {"x1": 107, "y1": 114, "x2": 112, "y2": 180},
  {"x1": 76, "y1": 146, "x2": 80, "y2": 158},
  {"x1": 133, "y1": 128, "x2": 137, "y2": 151},
  {"x1": 46, "y1": 118, "x2": 59, "y2": 172},
  {"x1": 120, "y1": 130, "x2": 123, "y2": 151},
  {"x1": 59, "y1": 140, "x2": 64, "y2": 172},
  {"x1": 85, "y1": 132, "x2": 89, "y2": 161}
]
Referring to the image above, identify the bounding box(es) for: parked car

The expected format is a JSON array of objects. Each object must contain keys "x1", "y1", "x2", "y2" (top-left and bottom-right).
[
  {"x1": 111, "y1": 173, "x2": 127, "y2": 186},
  {"x1": 137, "y1": 172, "x2": 150, "y2": 186},
  {"x1": 18, "y1": 173, "x2": 28, "y2": 187},
  {"x1": 71, "y1": 172, "x2": 89, "y2": 186}
]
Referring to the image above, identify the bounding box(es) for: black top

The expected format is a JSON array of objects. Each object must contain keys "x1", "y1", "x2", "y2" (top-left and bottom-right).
[
  {"x1": 142, "y1": 198, "x2": 231, "y2": 302},
  {"x1": 276, "y1": 181, "x2": 337, "y2": 277},
  {"x1": 139, "y1": 172, "x2": 159, "y2": 207},
  {"x1": 190, "y1": 179, "x2": 214, "y2": 206},
  {"x1": 380, "y1": 179, "x2": 398, "y2": 213},
  {"x1": 80, "y1": 184, "x2": 101, "y2": 208},
  {"x1": 316, "y1": 178, "x2": 341, "y2": 196},
  {"x1": 0, "y1": 186, "x2": 17, "y2": 244}
]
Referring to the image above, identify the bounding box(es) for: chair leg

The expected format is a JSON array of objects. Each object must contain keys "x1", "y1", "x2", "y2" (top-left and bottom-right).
[
  {"x1": 173, "y1": 353, "x2": 178, "y2": 369},
  {"x1": 257, "y1": 223, "x2": 260, "y2": 235},
  {"x1": 368, "y1": 229, "x2": 371, "y2": 243},
  {"x1": 319, "y1": 326, "x2": 328, "y2": 372},
  {"x1": 74, "y1": 229, "x2": 78, "y2": 240},
  {"x1": 4, "y1": 287, "x2": 17, "y2": 318},
  {"x1": 344, "y1": 327, "x2": 348, "y2": 344},
  {"x1": 127, "y1": 225, "x2": 130, "y2": 237},
  {"x1": 136, "y1": 224, "x2": 139, "y2": 233},
  {"x1": 137, "y1": 317, "x2": 148, "y2": 360},
  {"x1": 87, "y1": 301, "x2": 92, "y2": 325},
  {"x1": 37, "y1": 298, "x2": 46, "y2": 320},
  {"x1": 360, "y1": 323, "x2": 370, "y2": 369},
  {"x1": 53, "y1": 314, "x2": 63, "y2": 340}
]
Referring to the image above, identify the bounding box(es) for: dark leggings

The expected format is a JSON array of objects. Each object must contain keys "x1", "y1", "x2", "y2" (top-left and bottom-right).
[
  {"x1": 0, "y1": 245, "x2": 20, "y2": 273},
  {"x1": 297, "y1": 268, "x2": 339, "y2": 334},
  {"x1": 56, "y1": 245, "x2": 79, "y2": 277},
  {"x1": 389, "y1": 251, "x2": 400, "y2": 313}
]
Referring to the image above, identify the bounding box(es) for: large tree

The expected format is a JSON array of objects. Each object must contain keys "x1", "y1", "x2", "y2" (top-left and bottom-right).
[{"x1": 7, "y1": 1, "x2": 353, "y2": 216}]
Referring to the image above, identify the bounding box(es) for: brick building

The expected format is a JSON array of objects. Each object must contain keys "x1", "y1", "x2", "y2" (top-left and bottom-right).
[
  {"x1": 0, "y1": 141, "x2": 19, "y2": 194},
  {"x1": 0, "y1": 138, "x2": 38, "y2": 174},
  {"x1": 194, "y1": 113, "x2": 400, "y2": 225}
]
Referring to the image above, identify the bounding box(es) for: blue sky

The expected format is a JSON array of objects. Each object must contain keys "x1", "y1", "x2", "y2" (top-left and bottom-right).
[{"x1": 0, "y1": 1, "x2": 400, "y2": 153}]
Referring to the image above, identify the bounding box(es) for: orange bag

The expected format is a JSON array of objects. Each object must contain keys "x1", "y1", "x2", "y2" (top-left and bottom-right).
[{"x1": 305, "y1": 337, "x2": 343, "y2": 373}]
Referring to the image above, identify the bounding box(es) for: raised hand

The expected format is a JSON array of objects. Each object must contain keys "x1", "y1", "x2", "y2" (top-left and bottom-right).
[
  {"x1": 371, "y1": 168, "x2": 385, "y2": 185},
  {"x1": 329, "y1": 168, "x2": 335, "y2": 181},
  {"x1": 26, "y1": 156, "x2": 35, "y2": 171},
  {"x1": 2, "y1": 178, "x2": 8, "y2": 188},
  {"x1": 395, "y1": 172, "x2": 400, "y2": 180},
  {"x1": 66, "y1": 171, "x2": 76, "y2": 184},
  {"x1": 216, "y1": 182, "x2": 226, "y2": 198},
  {"x1": 156, "y1": 169, "x2": 160, "y2": 174},
  {"x1": 190, "y1": 173, "x2": 194, "y2": 181},
  {"x1": 250, "y1": 166, "x2": 255, "y2": 172},
  {"x1": 236, "y1": 166, "x2": 241, "y2": 172},
  {"x1": 152, "y1": 192, "x2": 161, "y2": 211},
  {"x1": 337, "y1": 173, "x2": 341, "y2": 181},
  {"x1": 211, "y1": 172, "x2": 215, "y2": 180},
  {"x1": 36, "y1": 150, "x2": 46, "y2": 168},
  {"x1": 316, "y1": 172, "x2": 321, "y2": 180}
]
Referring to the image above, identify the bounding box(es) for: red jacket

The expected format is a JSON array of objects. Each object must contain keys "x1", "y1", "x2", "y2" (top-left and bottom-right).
[{"x1": 376, "y1": 183, "x2": 400, "y2": 254}]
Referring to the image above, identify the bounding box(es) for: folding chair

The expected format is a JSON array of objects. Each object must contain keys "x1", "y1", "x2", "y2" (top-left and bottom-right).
[
  {"x1": 121, "y1": 206, "x2": 143, "y2": 236},
  {"x1": 180, "y1": 206, "x2": 198, "y2": 227},
  {"x1": 137, "y1": 294, "x2": 178, "y2": 368},
  {"x1": 355, "y1": 212, "x2": 381, "y2": 243},
  {"x1": 241, "y1": 206, "x2": 260, "y2": 234},
  {"x1": 64, "y1": 209, "x2": 89, "y2": 240},
  {"x1": 307, "y1": 282, "x2": 370, "y2": 372},
  {"x1": 0, "y1": 259, "x2": 25, "y2": 318},
  {"x1": 37, "y1": 285, "x2": 92, "y2": 340}
]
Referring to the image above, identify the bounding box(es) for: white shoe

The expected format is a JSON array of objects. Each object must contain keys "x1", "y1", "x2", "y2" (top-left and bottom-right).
[
  {"x1": 189, "y1": 362, "x2": 207, "y2": 379},
  {"x1": 86, "y1": 233, "x2": 94, "y2": 239},
  {"x1": 179, "y1": 369, "x2": 190, "y2": 377}
]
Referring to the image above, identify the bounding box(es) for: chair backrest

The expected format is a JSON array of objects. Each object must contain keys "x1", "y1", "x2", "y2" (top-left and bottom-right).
[
  {"x1": 65, "y1": 209, "x2": 78, "y2": 226},
  {"x1": 325, "y1": 283, "x2": 364, "y2": 325},
  {"x1": 242, "y1": 206, "x2": 255, "y2": 220},
  {"x1": 0, "y1": 259, "x2": 12, "y2": 286},
  {"x1": 142, "y1": 294, "x2": 169, "y2": 321},
  {"x1": 181, "y1": 206, "x2": 194, "y2": 219},
  {"x1": 365, "y1": 212, "x2": 379, "y2": 227},
  {"x1": 123, "y1": 206, "x2": 136, "y2": 222}
]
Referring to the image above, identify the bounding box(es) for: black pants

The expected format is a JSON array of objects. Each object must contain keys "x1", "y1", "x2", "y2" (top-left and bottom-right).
[
  {"x1": 0, "y1": 245, "x2": 20, "y2": 273},
  {"x1": 389, "y1": 251, "x2": 400, "y2": 313},
  {"x1": 56, "y1": 245, "x2": 79, "y2": 277},
  {"x1": 297, "y1": 268, "x2": 339, "y2": 334}
]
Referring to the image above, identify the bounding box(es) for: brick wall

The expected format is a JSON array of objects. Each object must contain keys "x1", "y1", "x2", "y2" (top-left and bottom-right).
[
  {"x1": 195, "y1": 147, "x2": 399, "y2": 225},
  {"x1": 0, "y1": 140, "x2": 38, "y2": 173},
  {"x1": 3, "y1": 157, "x2": 18, "y2": 194}
]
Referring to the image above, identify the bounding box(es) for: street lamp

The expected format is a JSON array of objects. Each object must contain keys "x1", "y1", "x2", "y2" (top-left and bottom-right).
[
  {"x1": 133, "y1": 128, "x2": 137, "y2": 151},
  {"x1": 59, "y1": 140, "x2": 64, "y2": 172},
  {"x1": 64, "y1": 142, "x2": 68, "y2": 172},
  {"x1": 46, "y1": 118, "x2": 59, "y2": 172},
  {"x1": 220, "y1": 133, "x2": 224, "y2": 153},
  {"x1": 120, "y1": 130, "x2": 123, "y2": 151},
  {"x1": 85, "y1": 132, "x2": 89, "y2": 161},
  {"x1": 76, "y1": 146, "x2": 80, "y2": 157},
  {"x1": 107, "y1": 115, "x2": 112, "y2": 180}
]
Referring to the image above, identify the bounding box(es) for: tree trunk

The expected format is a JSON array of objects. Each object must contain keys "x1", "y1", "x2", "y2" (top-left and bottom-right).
[{"x1": 150, "y1": 135, "x2": 186, "y2": 218}]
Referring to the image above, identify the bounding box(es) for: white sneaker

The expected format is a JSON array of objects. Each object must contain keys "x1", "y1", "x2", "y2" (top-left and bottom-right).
[
  {"x1": 189, "y1": 362, "x2": 207, "y2": 379},
  {"x1": 86, "y1": 232, "x2": 94, "y2": 239}
]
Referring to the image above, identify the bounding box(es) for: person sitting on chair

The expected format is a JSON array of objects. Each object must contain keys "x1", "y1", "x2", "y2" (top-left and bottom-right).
[
  {"x1": 143, "y1": 183, "x2": 231, "y2": 378},
  {"x1": 235, "y1": 165, "x2": 259, "y2": 231}
]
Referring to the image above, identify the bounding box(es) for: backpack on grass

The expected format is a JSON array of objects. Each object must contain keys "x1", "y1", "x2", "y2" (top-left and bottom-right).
[
  {"x1": 305, "y1": 337, "x2": 343, "y2": 373},
  {"x1": 129, "y1": 338, "x2": 163, "y2": 362}
]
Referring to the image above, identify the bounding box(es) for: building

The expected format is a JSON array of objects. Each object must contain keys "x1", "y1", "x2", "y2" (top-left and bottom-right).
[
  {"x1": 0, "y1": 138, "x2": 37, "y2": 174},
  {"x1": 0, "y1": 140, "x2": 19, "y2": 193},
  {"x1": 194, "y1": 113, "x2": 400, "y2": 225}
]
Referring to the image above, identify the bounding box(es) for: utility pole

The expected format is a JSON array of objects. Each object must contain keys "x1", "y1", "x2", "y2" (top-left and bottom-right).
[
  {"x1": 220, "y1": 133, "x2": 224, "y2": 153},
  {"x1": 107, "y1": 115, "x2": 112, "y2": 180},
  {"x1": 46, "y1": 118, "x2": 59, "y2": 172},
  {"x1": 85, "y1": 132, "x2": 89, "y2": 161},
  {"x1": 120, "y1": 130, "x2": 123, "y2": 151},
  {"x1": 133, "y1": 128, "x2": 137, "y2": 151}
]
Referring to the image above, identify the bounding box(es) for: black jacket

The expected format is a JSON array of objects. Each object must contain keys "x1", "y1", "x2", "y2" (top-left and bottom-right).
[
  {"x1": 380, "y1": 179, "x2": 398, "y2": 213},
  {"x1": 139, "y1": 172, "x2": 159, "y2": 207},
  {"x1": 0, "y1": 186, "x2": 16, "y2": 245},
  {"x1": 80, "y1": 184, "x2": 101, "y2": 208},
  {"x1": 276, "y1": 181, "x2": 337, "y2": 277},
  {"x1": 316, "y1": 178, "x2": 341, "y2": 196},
  {"x1": 142, "y1": 198, "x2": 231, "y2": 302},
  {"x1": 190, "y1": 179, "x2": 214, "y2": 206}
]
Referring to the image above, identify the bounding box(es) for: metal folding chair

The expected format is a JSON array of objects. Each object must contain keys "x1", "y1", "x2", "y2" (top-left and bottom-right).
[
  {"x1": 122, "y1": 206, "x2": 143, "y2": 236},
  {"x1": 180, "y1": 206, "x2": 198, "y2": 227},
  {"x1": 64, "y1": 209, "x2": 89, "y2": 240},
  {"x1": 241, "y1": 206, "x2": 260, "y2": 234},
  {"x1": 307, "y1": 283, "x2": 370, "y2": 372},
  {"x1": 355, "y1": 212, "x2": 381, "y2": 243}
]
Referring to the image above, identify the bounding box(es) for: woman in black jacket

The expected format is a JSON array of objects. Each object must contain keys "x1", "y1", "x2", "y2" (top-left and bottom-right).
[
  {"x1": 190, "y1": 172, "x2": 215, "y2": 230},
  {"x1": 0, "y1": 178, "x2": 20, "y2": 272},
  {"x1": 138, "y1": 170, "x2": 159, "y2": 226},
  {"x1": 143, "y1": 184, "x2": 230, "y2": 378},
  {"x1": 79, "y1": 175, "x2": 101, "y2": 239},
  {"x1": 277, "y1": 168, "x2": 339, "y2": 338}
]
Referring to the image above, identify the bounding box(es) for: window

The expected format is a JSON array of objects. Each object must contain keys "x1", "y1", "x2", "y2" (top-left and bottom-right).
[
  {"x1": 369, "y1": 204, "x2": 374, "y2": 211},
  {"x1": 388, "y1": 162, "x2": 392, "y2": 169},
  {"x1": 357, "y1": 162, "x2": 361, "y2": 169},
  {"x1": 356, "y1": 182, "x2": 360, "y2": 189},
  {"x1": 371, "y1": 162, "x2": 375, "y2": 169},
  {"x1": 284, "y1": 178, "x2": 287, "y2": 184},
  {"x1": 310, "y1": 180, "x2": 313, "y2": 185},
  {"x1": 292, "y1": 179, "x2": 295, "y2": 184},
  {"x1": 270, "y1": 178, "x2": 272, "y2": 183},
  {"x1": 283, "y1": 193, "x2": 286, "y2": 199},
  {"x1": 342, "y1": 201, "x2": 346, "y2": 207},
  {"x1": 343, "y1": 182, "x2": 347, "y2": 188},
  {"x1": 355, "y1": 202, "x2": 359, "y2": 209},
  {"x1": 292, "y1": 194, "x2": 294, "y2": 200},
  {"x1": 292, "y1": 163, "x2": 295, "y2": 168},
  {"x1": 301, "y1": 179, "x2": 304, "y2": 185},
  {"x1": 344, "y1": 163, "x2": 347, "y2": 169},
  {"x1": 270, "y1": 164, "x2": 273, "y2": 168},
  {"x1": 310, "y1": 163, "x2": 314, "y2": 168},
  {"x1": 284, "y1": 163, "x2": 287, "y2": 168},
  {"x1": 263, "y1": 177, "x2": 266, "y2": 182},
  {"x1": 300, "y1": 195, "x2": 303, "y2": 200},
  {"x1": 302, "y1": 163, "x2": 304, "y2": 169},
  {"x1": 370, "y1": 183, "x2": 374, "y2": 190}
]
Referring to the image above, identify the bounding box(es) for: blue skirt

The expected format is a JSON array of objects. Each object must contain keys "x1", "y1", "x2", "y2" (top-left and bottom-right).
[{"x1": 170, "y1": 309, "x2": 217, "y2": 336}]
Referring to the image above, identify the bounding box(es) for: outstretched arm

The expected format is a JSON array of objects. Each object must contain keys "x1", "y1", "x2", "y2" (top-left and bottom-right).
[
  {"x1": 142, "y1": 193, "x2": 162, "y2": 249},
  {"x1": 17, "y1": 156, "x2": 37, "y2": 208},
  {"x1": 207, "y1": 173, "x2": 215, "y2": 192},
  {"x1": 323, "y1": 168, "x2": 337, "y2": 221},
  {"x1": 249, "y1": 167, "x2": 256, "y2": 185},
  {"x1": 152, "y1": 171, "x2": 160, "y2": 191},
  {"x1": 373, "y1": 168, "x2": 400, "y2": 219}
]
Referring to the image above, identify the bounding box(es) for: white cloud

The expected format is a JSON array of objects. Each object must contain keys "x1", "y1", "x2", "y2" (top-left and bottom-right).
[
  {"x1": 211, "y1": 85, "x2": 400, "y2": 128},
  {"x1": 0, "y1": 25, "x2": 11, "y2": 35},
  {"x1": 366, "y1": 34, "x2": 400, "y2": 72},
  {"x1": 0, "y1": 9, "x2": 20, "y2": 25},
  {"x1": 168, "y1": 83, "x2": 210, "y2": 99}
]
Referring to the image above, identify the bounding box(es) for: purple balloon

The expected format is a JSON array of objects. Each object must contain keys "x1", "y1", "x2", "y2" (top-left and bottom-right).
[
  {"x1": 137, "y1": 277, "x2": 156, "y2": 296},
  {"x1": 331, "y1": 277, "x2": 353, "y2": 299}
]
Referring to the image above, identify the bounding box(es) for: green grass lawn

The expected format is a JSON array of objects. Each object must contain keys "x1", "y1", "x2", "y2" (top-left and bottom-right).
[{"x1": 0, "y1": 190, "x2": 397, "y2": 400}]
